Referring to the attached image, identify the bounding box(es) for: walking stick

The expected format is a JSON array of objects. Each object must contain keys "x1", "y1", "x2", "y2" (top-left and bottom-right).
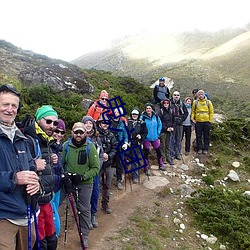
[
  {"x1": 27, "y1": 196, "x2": 32, "y2": 250},
  {"x1": 68, "y1": 193, "x2": 85, "y2": 250},
  {"x1": 64, "y1": 198, "x2": 69, "y2": 244}
]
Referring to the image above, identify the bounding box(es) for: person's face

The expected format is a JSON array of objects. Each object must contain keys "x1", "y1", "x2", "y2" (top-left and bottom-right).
[
  {"x1": 38, "y1": 116, "x2": 58, "y2": 136},
  {"x1": 159, "y1": 80, "x2": 165, "y2": 86},
  {"x1": 131, "y1": 113, "x2": 139, "y2": 120},
  {"x1": 100, "y1": 121, "x2": 109, "y2": 130},
  {"x1": 53, "y1": 128, "x2": 65, "y2": 142},
  {"x1": 186, "y1": 99, "x2": 192, "y2": 105},
  {"x1": 173, "y1": 93, "x2": 180, "y2": 101},
  {"x1": 72, "y1": 129, "x2": 86, "y2": 143},
  {"x1": 198, "y1": 92, "x2": 205, "y2": 100},
  {"x1": 163, "y1": 101, "x2": 170, "y2": 107},
  {"x1": 100, "y1": 97, "x2": 108, "y2": 105},
  {"x1": 146, "y1": 106, "x2": 153, "y2": 115},
  {"x1": 0, "y1": 92, "x2": 19, "y2": 125},
  {"x1": 84, "y1": 120, "x2": 93, "y2": 132}
]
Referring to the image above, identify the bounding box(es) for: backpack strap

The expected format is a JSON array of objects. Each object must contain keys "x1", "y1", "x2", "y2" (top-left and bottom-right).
[{"x1": 25, "y1": 134, "x2": 42, "y2": 159}]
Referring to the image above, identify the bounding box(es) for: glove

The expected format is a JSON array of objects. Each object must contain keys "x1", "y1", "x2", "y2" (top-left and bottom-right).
[
  {"x1": 61, "y1": 173, "x2": 73, "y2": 194},
  {"x1": 68, "y1": 172, "x2": 85, "y2": 185},
  {"x1": 122, "y1": 143, "x2": 128, "y2": 150},
  {"x1": 136, "y1": 134, "x2": 141, "y2": 140}
]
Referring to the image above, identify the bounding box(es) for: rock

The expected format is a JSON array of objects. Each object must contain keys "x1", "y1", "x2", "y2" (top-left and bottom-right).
[
  {"x1": 243, "y1": 191, "x2": 250, "y2": 196},
  {"x1": 143, "y1": 176, "x2": 170, "y2": 190},
  {"x1": 201, "y1": 234, "x2": 208, "y2": 240},
  {"x1": 232, "y1": 161, "x2": 240, "y2": 168},
  {"x1": 180, "y1": 164, "x2": 189, "y2": 171},
  {"x1": 178, "y1": 184, "x2": 196, "y2": 196},
  {"x1": 180, "y1": 223, "x2": 185, "y2": 230},
  {"x1": 173, "y1": 218, "x2": 181, "y2": 224},
  {"x1": 220, "y1": 245, "x2": 226, "y2": 249},
  {"x1": 206, "y1": 235, "x2": 217, "y2": 244},
  {"x1": 227, "y1": 170, "x2": 240, "y2": 182}
]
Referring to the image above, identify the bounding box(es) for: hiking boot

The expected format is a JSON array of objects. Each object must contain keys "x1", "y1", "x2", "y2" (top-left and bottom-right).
[
  {"x1": 117, "y1": 181, "x2": 123, "y2": 190},
  {"x1": 145, "y1": 169, "x2": 151, "y2": 176},
  {"x1": 159, "y1": 165, "x2": 166, "y2": 171},
  {"x1": 82, "y1": 237, "x2": 88, "y2": 248},
  {"x1": 203, "y1": 150, "x2": 208, "y2": 155},
  {"x1": 197, "y1": 150, "x2": 202, "y2": 154},
  {"x1": 176, "y1": 155, "x2": 181, "y2": 160},
  {"x1": 106, "y1": 204, "x2": 112, "y2": 214},
  {"x1": 91, "y1": 214, "x2": 98, "y2": 228},
  {"x1": 133, "y1": 178, "x2": 139, "y2": 184}
]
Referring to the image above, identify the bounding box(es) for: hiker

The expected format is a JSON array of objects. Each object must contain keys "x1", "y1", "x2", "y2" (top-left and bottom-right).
[
  {"x1": 109, "y1": 107, "x2": 129, "y2": 190},
  {"x1": 158, "y1": 98, "x2": 175, "y2": 168},
  {"x1": 50, "y1": 119, "x2": 66, "y2": 238},
  {"x1": 82, "y1": 115, "x2": 104, "y2": 229},
  {"x1": 62, "y1": 122, "x2": 99, "y2": 248},
  {"x1": 87, "y1": 90, "x2": 110, "y2": 121},
  {"x1": 191, "y1": 89, "x2": 214, "y2": 155},
  {"x1": 97, "y1": 115, "x2": 118, "y2": 214},
  {"x1": 153, "y1": 77, "x2": 170, "y2": 115},
  {"x1": 182, "y1": 97, "x2": 193, "y2": 156},
  {"x1": 192, "y1": 89, "x2": 199, "y2": 102},
  {"x1": 23, "y1": 105, "x2": 59, "y2": 249},
  {"x1": 170, "y1": 91, "x2": 188, "y2": 161},
  {"x1": 0, "y1": 84, "x2": 40, "y2": 249},
  {"x1": 127, "y1": 108, "x2": 148, "y2": 182},
  {"x1": 140, "y1": 103, "x2": 163, "y2": 175}
]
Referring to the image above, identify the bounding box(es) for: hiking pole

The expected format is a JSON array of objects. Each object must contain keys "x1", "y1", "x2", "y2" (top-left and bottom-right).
[
  {"x1": 102, "y1": 169, "x2": 107, "y2": 212},
  {"x1": 68, "y1": 192, "x2": 85, "y2": 250},
  {"x1": 27, "y1": 196, "x2": 32, "y2": 250},
  {"x1": 64, "y1": 198, "x2": 69, "y2": 244},
  {"x1": 33, "y1": 204, "x2": 41, "y2": 250}
]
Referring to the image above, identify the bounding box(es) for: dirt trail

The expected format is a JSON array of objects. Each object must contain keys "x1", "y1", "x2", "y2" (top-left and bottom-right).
[{"x1": 57, "y1": 148, "x2": 196, "y2": 250}]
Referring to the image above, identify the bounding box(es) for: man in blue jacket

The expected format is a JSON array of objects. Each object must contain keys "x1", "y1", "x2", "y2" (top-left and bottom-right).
[{"x1": 0, "y1": 84, "x2": 40, "y2": 249}]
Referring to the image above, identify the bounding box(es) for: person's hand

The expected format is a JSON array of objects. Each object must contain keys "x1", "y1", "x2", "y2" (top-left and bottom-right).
[
  {"x1": 51, "y1": 153, "x2": 58, "y2": 164},
  {"x1": 68, "y1": 172, "x2": 85, "y2": 185},
  {"x1": 35, "y1": 158, "x2": 46, "y2": 171},
  {"x1": 122, "y1": 142, "x2": 129, "y2": 150},
  {"x1": 103, "y1": 153, "x2": 109, "y2": 162},
  {"x1": 16, "y1": 171, "x2": 40, "y2": 196},
  {"x1": 61, "y1": 173, "x2": 73, "y2": 194},
  {"x1": 136, "y1": 134, "x2": 141, "y2": 140},
  {"x1": 167, "y1": 127, "x2": 174, "y2": 132},
  {"x1": 191, "y1": 119, "x2": 196, "y2": 124}
]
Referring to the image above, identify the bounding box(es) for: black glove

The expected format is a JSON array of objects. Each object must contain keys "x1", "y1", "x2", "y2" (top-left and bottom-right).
[
  {"x1": 68, "y1": 172, "x2": 85, "y2": 185},
  {"x1": 61, "y1": 173, "x2": 73, "y2": 194}
]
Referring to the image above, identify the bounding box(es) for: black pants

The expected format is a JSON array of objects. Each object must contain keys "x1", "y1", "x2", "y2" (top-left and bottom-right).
[
  {"x1": 195, "y1": 122, "x2": 211, "y2": 151},
  {"x1": 182, "y1": 125, "x2": 192, "y2": 152}
]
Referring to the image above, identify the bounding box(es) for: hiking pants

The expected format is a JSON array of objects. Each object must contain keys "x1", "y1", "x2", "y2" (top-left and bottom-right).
[
  {"x1": 113, "y1": 153, "x2": 123, "y2": 182},
  {"x1": 182, "y1": 125, "x2": 192, "y2": 152},
  {"x1": 91, "y1": 175, "x2": 100, "y2": 215},
  {"x1": 196, "y1": 122, "x2": 211, "y2": 151},
  {"x1": 159, "y1": 132, "x2": 171, "y2": 162},
  {"x1": 99, "y1": 165, "x2": 113, "y2": 203},
  {"x1": 143, "y1": 139, "x2": 162, "y2": 164},
  {"x1": 74, "y1": 183, "x2": 93, "y2": 238},
  {"x1": 0, "y1": 219, "x2": 36, "y2": 250},
  {"x1": 172, "y1": 125, "x2": 183, "y2": 157},
  {"x1": 50, "y1": 190, "x2": 61, "y2": 237}
]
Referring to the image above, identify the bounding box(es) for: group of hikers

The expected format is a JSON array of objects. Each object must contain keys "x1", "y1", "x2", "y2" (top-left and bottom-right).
[{"x1": 0, "y1": 79, "x2": 214, "y2": 249}]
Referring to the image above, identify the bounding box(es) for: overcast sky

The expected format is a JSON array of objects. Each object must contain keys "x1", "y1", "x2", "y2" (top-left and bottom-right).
[{"x1": 1, "y1": 0, "x2": 249, "y2": 61}]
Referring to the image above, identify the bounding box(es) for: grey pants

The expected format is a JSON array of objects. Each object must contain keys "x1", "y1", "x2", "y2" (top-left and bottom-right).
[{"x1": 73, "y1": 183, "x2": 93, "y2": 238}]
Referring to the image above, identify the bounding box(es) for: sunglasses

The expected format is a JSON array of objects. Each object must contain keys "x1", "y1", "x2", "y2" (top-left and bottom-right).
[
  {"x1": 54, "y1": 129, "x2": 65, "y2": 135},
  {"x1": 73, "y1": 130, "x2": 85, "y2": 135},
  {"x1": 132, "y1": 113, "x2": 139, "y2": 115},
  {"x1": 100, "y1": 121, "x2": 109, "y2": 125},
  {"x1": 174, "y1": 94, "x2": 180, "y2": 96},
  {"x1": 43, "y1": 117, "x2": 59, "y2": 126},
  {"x1": 101, "y1": 98, "x2": 108, "y2": 101}
]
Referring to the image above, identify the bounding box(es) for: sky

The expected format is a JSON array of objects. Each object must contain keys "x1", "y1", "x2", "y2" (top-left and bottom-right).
[{"x1": 1, "y1": 0, "x2": 249, "y2": 61}]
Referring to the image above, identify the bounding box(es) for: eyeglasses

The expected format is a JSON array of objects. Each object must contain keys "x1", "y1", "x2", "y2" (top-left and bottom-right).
[
  {"x1": 43, "y1": 118, "x2": 59, "y2": 126},
  {"x1": 132, "y1": 113, "x2": 139, "y2": 115},
  {"x1": 100, "y1": 121, "x2": 109, "y2": 125},
  {"x1": 174, "y1": 94, "x2": 180, "y2": 96},
  {"x1": 101, "y1": 98, "x2": 108, "y2": 101},
  {"x1": 73, "y1": 130, "x2": 85, "y2": 135},
  {"x1": 54, "y1": 129, "x2": 65, "y2": 135}
]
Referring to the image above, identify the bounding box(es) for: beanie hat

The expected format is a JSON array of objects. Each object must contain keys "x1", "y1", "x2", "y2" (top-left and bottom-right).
[
  {"x1": 197, "y1": 89, "x2": 205, "y2": 95},
  {"x1": 82, "y1": 115, "x2": 95, "y2": 124},
  {"x1": 131, "y1": 109, "x2": 140, "y2": 115},
  {"x1": 161, "y1": 98, "x2": 170, "y2": 104},
  {"x1": 0, "y1": 84, "x2": 20, "y2": 96},
  {"x1": 99, "y1": 90, "x2": 109, "y2": 99},
  {"x1": 56, "y1": 119, "x2": 66, "y2": 131},
  {"x1": 35, "y1": 105, "x2": 58, "y2": 121},
  {"x1": 184, "y1": 97, "x2": 192, "y2": 103}
]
